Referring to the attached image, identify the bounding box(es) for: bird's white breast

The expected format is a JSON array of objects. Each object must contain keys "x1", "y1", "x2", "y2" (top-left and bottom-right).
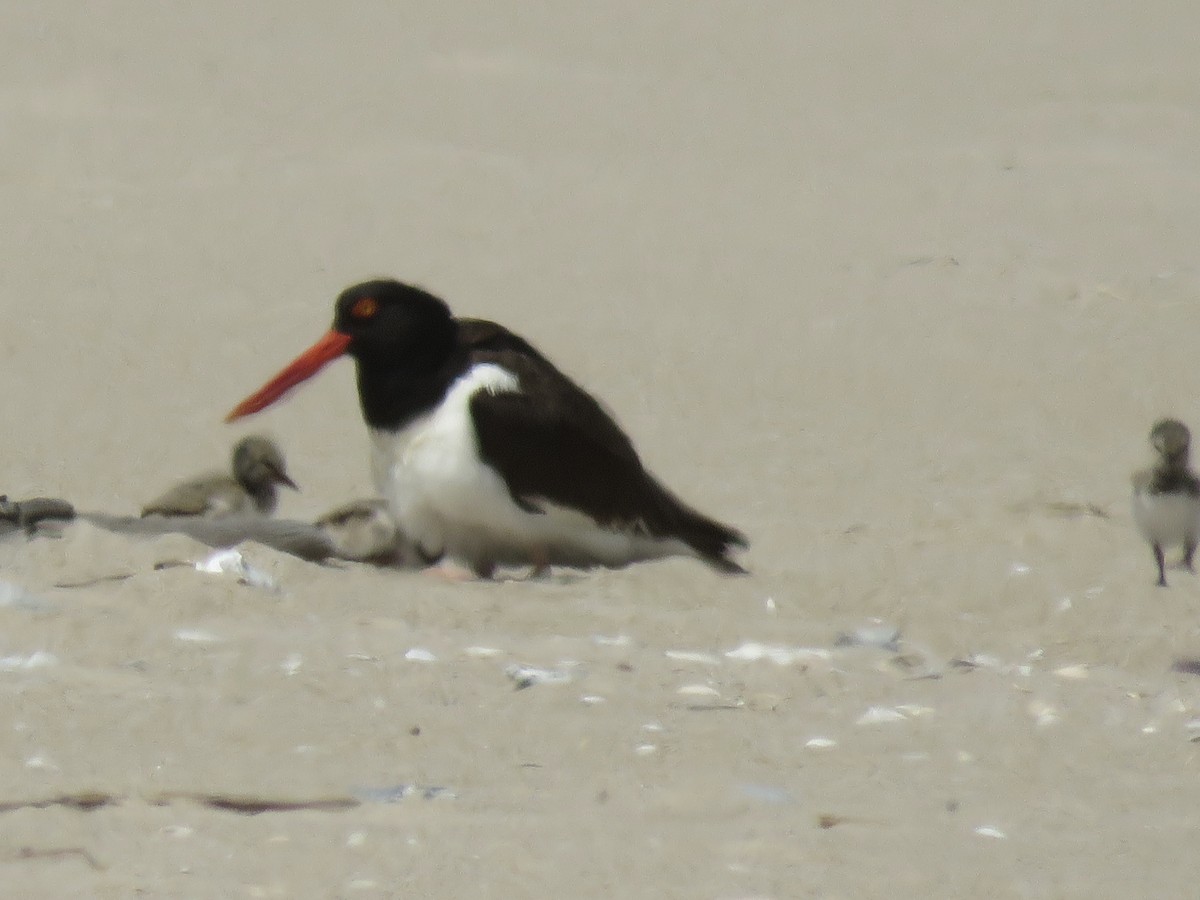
[
  {"x1": 1132, "y1": 488, "x2": 1200, "y2": 548},
  {"x1": 370, "y1": 363, "x2": 521, "y2": 557}
]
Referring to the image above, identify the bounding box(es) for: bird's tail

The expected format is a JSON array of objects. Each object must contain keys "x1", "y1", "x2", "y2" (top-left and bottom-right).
[
  {"x1": 645, "y1": 478, "x2": 748, "y2": 574},
  {"x1": 680, "y1": 510, "x2": 749, "y2": 575}
]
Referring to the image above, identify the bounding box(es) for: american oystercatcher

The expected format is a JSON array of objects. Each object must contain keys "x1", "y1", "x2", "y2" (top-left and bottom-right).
[
  {"x1": 226, "y1": 279, "x2": 748, "y2": 577},
  {"x1": 1132, "y1": 418, "x2": 1200, "y2": 587},
  {"x1": 141, "y1": 435, "x2": 298, "y2": 518}
]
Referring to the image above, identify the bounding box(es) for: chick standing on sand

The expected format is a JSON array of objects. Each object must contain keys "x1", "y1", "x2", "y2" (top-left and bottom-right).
[
  {"x1": 1132, "y1": 418, "x2": 1200, "y2": 587},
  {"x1": 141, "y1": 436, "x2": 298, "y2": 518}
]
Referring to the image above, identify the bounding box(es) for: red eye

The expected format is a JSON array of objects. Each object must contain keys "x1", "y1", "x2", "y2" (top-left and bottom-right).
[{"x1": 352, "y1": 297, "x2": 378, "y2": 319}]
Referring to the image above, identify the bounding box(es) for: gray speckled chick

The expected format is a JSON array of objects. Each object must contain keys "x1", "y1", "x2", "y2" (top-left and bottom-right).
[{"x1": 142, "y1": 436, "x2": 297, "y2": 518}]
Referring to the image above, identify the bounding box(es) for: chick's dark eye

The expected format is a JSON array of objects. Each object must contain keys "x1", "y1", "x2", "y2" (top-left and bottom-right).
[{"x1": 351, "y1": 297, "x2": 378, "y2": 319}]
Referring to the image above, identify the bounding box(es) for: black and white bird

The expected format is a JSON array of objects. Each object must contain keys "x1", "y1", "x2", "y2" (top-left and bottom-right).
[
  {"x1": 141, "y1": 435, "x2": 298, "y2": 518},
  {"x1": 226, "y1": 279, "x2": 747, "y2": 577},
  {"x1": 1131, "y1": 418, "x2": 1200, "y2": 587}
]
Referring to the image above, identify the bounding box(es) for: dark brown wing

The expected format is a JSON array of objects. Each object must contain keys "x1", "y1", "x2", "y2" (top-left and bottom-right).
[
  {"x1": 140, "y1": 474, "x2": 245, "y2": 518},
  {"x1": 460, "y1": 320, "x2": 747, "y2": 572},
  {"x1": 1151, "y1": 468, "x2": 1200, "y2": 497}
]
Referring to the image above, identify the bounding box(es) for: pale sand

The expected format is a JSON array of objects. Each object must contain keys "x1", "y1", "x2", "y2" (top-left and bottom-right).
[{"x1": 3, "y1": 3, "x2": 1200, "y2": 897}]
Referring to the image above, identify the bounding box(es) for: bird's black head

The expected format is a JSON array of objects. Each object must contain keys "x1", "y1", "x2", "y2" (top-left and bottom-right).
[
  {"x1": 332, "y1": 279, "x2": 457, "y2": 368},
  {"x1": 1151, "y1": 418, "x2": 1191, "y2": 465},
  {"x1": 329, "y1": 279, "x2": 464, "y2": 429},
  {"x1": 225, "y1": 278, "x2": 462, "y2": 430}
]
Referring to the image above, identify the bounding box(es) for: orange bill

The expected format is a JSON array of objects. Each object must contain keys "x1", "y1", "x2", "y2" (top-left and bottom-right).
[{"x1": 225, "y1": 330, "x2": 353, "y2": 422}]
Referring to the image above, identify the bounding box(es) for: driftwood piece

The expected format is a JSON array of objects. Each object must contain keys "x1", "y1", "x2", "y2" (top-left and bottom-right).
[{"x1": 81, "y1": 512, "x2": 337, "y2": 562}]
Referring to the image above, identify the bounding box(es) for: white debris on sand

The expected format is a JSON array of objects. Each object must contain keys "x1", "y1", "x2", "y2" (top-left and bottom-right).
[
  {"x1": 724, "y1": 642, "x2": 831, "y2": 666},
  {"x1": 664, "y1": 649, "x2": 722, "y2": 665},
  {"x1": 463, "y1": 646, "x2": 502, "y2": 658},
  {"x1": 835, "y1": 622, "x2": 902, "y2": 651},
  {"x1": 174, "y1": 629, "x2": 222, "y2": 644},
  {"x1": 505, "y1": 663, "x2": 574, "y2": 689},
  {"x1": 856, "y1": 706, "x2": 909, "y2": 725},
  {"x1": 677, "y1": 683, "x2": 721, "y2": 697},
  {"x1": 592, "y1": 634, "x2": 631, "y2": 647},
  {"x1": 0, "y1": 650, "x2": 58, "y2": 671},
  {"x1": 194, "y1": 548, "x2": 278, "y2": 591}
]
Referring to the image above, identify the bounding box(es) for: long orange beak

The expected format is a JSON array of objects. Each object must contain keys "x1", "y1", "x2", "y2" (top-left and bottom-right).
[{"x1": 225, "y1": 330, "x2": 353, "y2": 422}]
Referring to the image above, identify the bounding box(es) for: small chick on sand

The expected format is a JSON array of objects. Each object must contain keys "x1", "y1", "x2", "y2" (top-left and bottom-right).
[
  {"x1": 314, "y1": 498, "x2": 420, "y2": 566},
  {"x1": 1132, "y1": 418, "x2": 1200, "y2": 587},
  {"x1": 142, "y1": 436, "x2": 298, "y2": 518}
]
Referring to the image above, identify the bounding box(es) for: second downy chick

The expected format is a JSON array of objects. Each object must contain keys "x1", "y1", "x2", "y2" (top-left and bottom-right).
[{"x1": 142, "y1": 436, "x2": 298, "y2": 518}]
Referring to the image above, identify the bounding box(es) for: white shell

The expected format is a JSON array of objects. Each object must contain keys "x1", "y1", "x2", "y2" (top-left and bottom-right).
[
  {"x1": 724, "y1": 642, "x2": 831, "y2": 665},
  {"x1": 592, "y1": 634, "x2": 632, "y2": 647},
  {"x1": 173, "y1": 629, "x2": 221, "y2": 644},
  {"x1": 193, "y1": 548, "x2": 277, "y2": 591},
  {"x1": 664, "y1": 649, "x2": 721, "y2": 665},
  {"x1": 974, "y1": 826, "x2": 1007, "y2": 839},
  {"x1": 1054, "y1": 664, "x2": 1089, "y2": 680},
  {"x1": 677, "y1": 684, "x2": 720, "y2": 697},
  {"x1": 505, "y1": 663, "x2": 572, "y2": 688},
  {"x1": 463, "y1": 646, "x2": 502, "y2": 658},
  {"x1": 856, "y1": 706, "x2": 907, "y2": 725}
]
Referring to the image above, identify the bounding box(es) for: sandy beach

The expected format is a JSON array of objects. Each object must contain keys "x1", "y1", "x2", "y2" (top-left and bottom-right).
[{"x1": 3, "y1": 2, "x2": 1200, "y2": 896}]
